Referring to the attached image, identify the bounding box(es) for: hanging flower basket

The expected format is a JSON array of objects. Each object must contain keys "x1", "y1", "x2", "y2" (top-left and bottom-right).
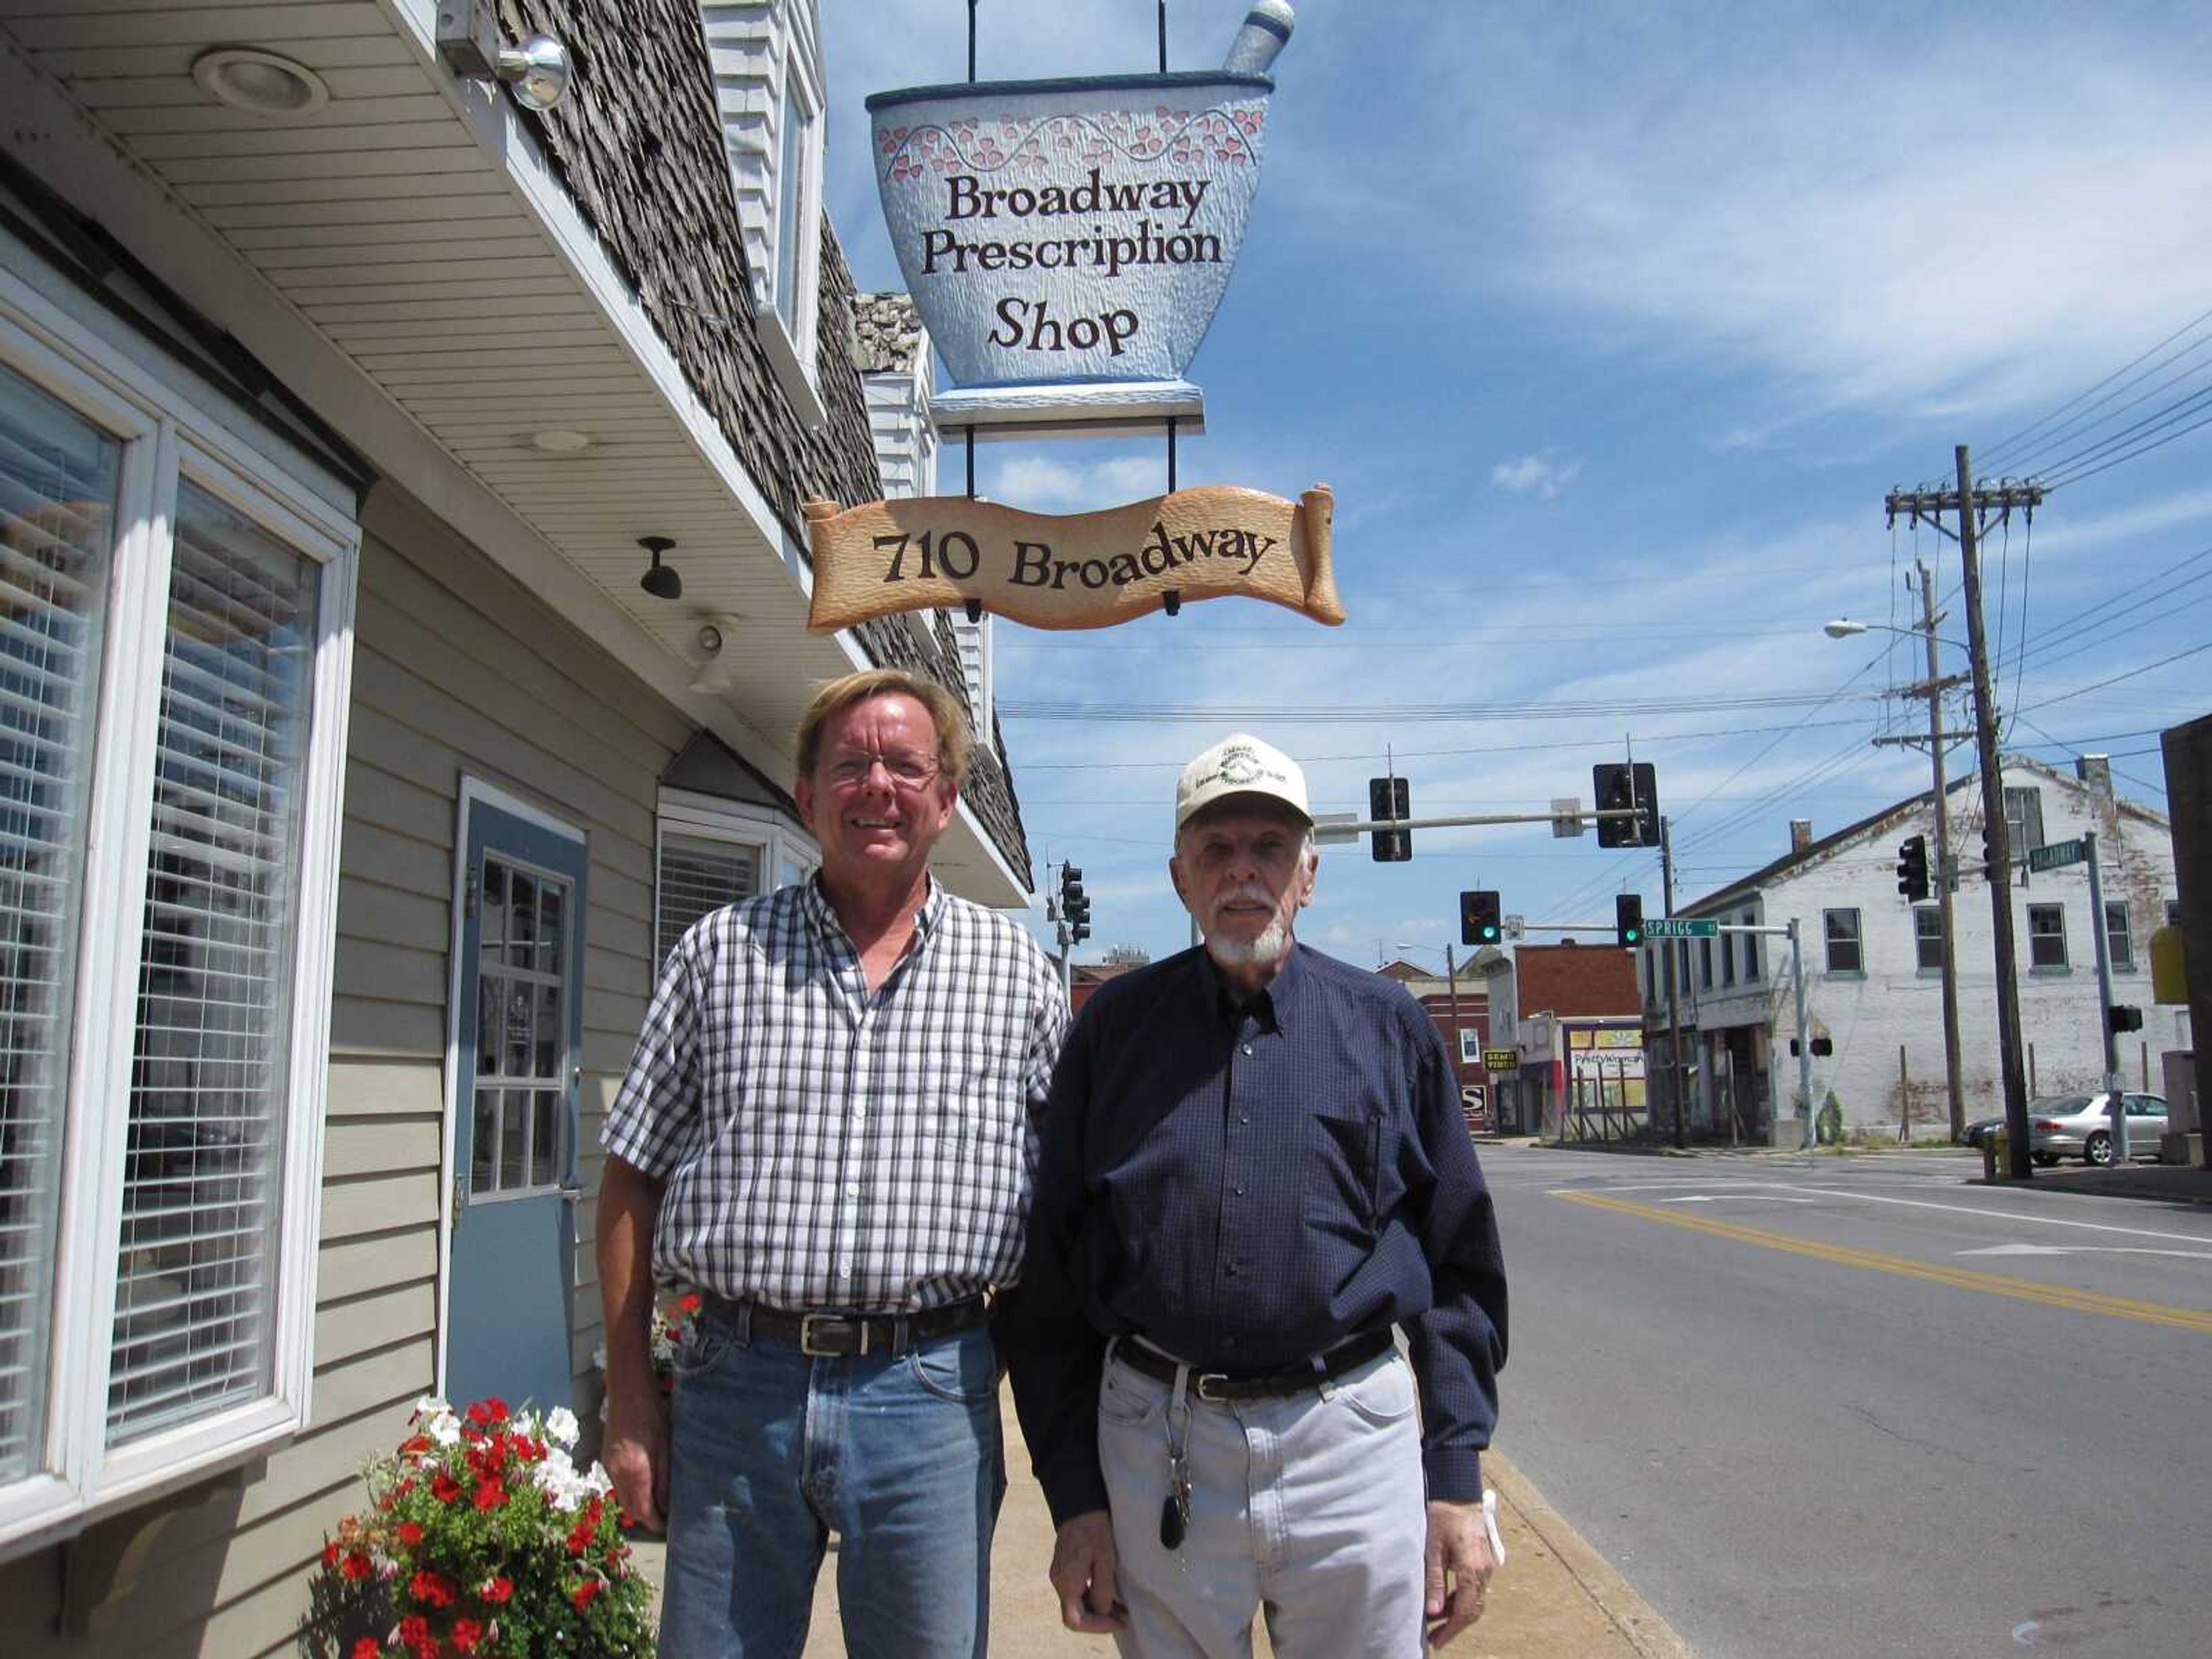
[{"x1": 304, "y1": 1397, "x2": 654, "y2": 1657}]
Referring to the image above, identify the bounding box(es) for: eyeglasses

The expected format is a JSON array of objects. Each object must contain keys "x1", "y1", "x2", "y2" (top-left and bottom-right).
[{"x1": 823, "y1": 750, "x2": 941, "y2": 789}]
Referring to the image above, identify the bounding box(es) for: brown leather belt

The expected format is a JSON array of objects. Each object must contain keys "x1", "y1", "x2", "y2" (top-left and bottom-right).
[
  {"x1": 1115, "y1": 1327, "x2": 1395, "y2": 1402},
  {"x1": 698, "y1": 1291, "x2": 994, "y2": 1358}
]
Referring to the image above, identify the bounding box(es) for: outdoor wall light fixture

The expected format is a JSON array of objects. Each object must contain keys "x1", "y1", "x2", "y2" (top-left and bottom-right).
[
  {"x1": 435, "y1": 2, "x2": 573, "y2": 112},
  {"x1": 638, "y1": 537, "x2": 682, "y2": 601},
  {"x1": 529, "y1": 429, "x2": 594, "y2": 454},
  {"x1": 191, "y1": 49, "x2": 331, "y2": 116}
]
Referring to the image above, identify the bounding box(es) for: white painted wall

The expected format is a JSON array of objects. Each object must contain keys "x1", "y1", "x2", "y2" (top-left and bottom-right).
[{"x1": 1645, "y1": 764, "x2": 2180, "y2": 1135}]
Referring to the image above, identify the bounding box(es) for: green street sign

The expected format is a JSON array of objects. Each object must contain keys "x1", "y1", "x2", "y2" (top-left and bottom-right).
[
  {"x1": 1645, "y1": 918, "x2": 1718, "y2": 939},
  {"x1": 2027, "y1": 838, "x2": 2086, "y2": 873}
]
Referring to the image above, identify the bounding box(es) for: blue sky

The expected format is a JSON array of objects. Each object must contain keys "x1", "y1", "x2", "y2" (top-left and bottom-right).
[{"x1": 822, "y1": 1, "x2": 2212, "y2": 966}]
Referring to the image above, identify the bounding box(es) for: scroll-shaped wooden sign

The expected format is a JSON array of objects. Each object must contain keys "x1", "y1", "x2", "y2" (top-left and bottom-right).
[{"x1": 803, "y1": 484, "x2": 1341, "y2": 633}]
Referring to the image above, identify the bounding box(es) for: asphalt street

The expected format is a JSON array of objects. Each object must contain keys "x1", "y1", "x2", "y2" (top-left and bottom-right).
[{"x1": 1483, "y1": 1144, "x2": 2212, "y2": 1659}]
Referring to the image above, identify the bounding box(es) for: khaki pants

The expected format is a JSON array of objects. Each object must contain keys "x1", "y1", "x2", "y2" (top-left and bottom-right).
[{"x1": 1096, "y1": 1344, "x2": 1427, "y2": 1659}]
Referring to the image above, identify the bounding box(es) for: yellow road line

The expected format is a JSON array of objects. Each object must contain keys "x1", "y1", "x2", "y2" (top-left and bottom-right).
[{"x1": 1555, "y1": 1191, "x2": 2212, "y2": 1336}]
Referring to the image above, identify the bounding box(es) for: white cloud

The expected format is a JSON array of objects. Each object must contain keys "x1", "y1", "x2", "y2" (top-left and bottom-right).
[
  {"x1": 986, "y1": 453, "x2": 1168, "y2": 513},
  {"x1": 1491, "y1": 454, "x2": 1582, "y2": 499}
]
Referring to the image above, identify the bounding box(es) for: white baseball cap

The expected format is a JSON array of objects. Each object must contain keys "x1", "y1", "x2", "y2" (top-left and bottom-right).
[{"x1": 1174, "y1": 733, "x2": 1312, "y2": 832}]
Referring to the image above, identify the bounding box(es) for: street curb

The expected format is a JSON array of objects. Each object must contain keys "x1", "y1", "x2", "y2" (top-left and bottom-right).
[{"x1": 1486, "y1": 1451, "x2": 1698, "y2": 1659}]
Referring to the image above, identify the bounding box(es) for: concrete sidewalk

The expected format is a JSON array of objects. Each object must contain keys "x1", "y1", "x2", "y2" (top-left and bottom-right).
[{"x1": 629, "y1": 1397, "x2": 1694, "y2": 1657}]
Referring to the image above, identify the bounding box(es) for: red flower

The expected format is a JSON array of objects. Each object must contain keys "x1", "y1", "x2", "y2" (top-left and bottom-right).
[
  {"x1": 473, "y1": 1478, "x2": 509, "y2": 1512},
  {"x1": 397, "y1": 1616, "x2": 433, "y2": 1659},
  {"x1": 400, "y1": 1434, "x2": 432, "y2": 1456},
  {"x1": 431, "y1": 1472, "x2": 462, "y2": 1503},
  {"x1": 408, "y1": 1569, "x2": 456, "y2": 1608},
  {"x1": 340, "y1": 1551, "x2": 373, "y2": 1582},
  {"x1": 479, "y1": 1575, "x2": 514, "y2": 1604},
  {"x1": 572, "y1": 1578, "x2": 604, "y2": 1612},
  {"x1": 677, "y1": 1291, "x2": 703, "y2": 1313},
  {"x1": 566, "y1": 1518, "x2": 593, "y2": 1556},
  {"x1": 351, "y1": 1640, "x2": 381, "y2": 1659},
  {"x1": 451, "y1": 1618, "x2": 484, "y2": 1653},
  {"x1": 321, "y1": 1540, "x2": 340, "y2": 1568},
  {"x1": 395, "y1": 1521, "x2": 424, "y2": 1547}
]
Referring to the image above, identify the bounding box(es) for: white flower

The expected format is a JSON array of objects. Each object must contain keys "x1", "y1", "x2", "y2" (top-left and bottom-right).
[
  {"x1": 411, "y1": 1395, "x2": 449, "y2": 1421},
  {"x1": 427, "y1": 1413, "x2": 462, "y2": 1448},
  {"x1": 546, "y1": 1406, "x2": 581, "y2": 1448}
]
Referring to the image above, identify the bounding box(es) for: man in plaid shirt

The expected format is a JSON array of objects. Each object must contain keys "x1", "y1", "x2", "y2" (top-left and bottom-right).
[{"x1": 597, "y1": 668, "x2": 1066, "y2": 1659}]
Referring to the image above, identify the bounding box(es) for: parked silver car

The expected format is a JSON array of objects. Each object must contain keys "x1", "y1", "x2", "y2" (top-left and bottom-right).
[{"x1": 2028, "y1": 1092, "x2": 2168, "y2": 1166}]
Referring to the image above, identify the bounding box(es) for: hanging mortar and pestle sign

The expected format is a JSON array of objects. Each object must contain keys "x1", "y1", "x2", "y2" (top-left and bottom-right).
[{"x1": 809, "y1": 5, "x2": 1342, "y2": 634}]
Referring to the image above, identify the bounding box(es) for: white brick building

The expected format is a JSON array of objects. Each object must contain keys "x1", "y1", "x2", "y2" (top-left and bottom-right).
[{"x1": 1639, "y1": 757, "x2": 2180, "y2": 1140}]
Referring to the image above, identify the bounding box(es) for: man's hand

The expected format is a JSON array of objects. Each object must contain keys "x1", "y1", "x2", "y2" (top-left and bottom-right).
[
  {"x1": 602, "y1": 1388, "x2": 671, "y2": 1533},
  {"x1": 1423, "y1": 1497, "x2": 1497, "y2": 1649},
  {"x1": 1048, "y1": 1510, "x2": 1127, "y2": 1634}
]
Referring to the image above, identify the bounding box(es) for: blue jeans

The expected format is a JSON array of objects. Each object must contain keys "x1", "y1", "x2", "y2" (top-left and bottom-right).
[{"x1": 657, "y1": 1308, "x2": 1006, "y2": 1659}]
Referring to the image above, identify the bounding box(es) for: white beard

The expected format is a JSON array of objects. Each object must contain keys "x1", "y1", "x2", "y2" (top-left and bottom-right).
[{"x1": 1205, "y1": 917, "x2": 1292, "y2": 967}]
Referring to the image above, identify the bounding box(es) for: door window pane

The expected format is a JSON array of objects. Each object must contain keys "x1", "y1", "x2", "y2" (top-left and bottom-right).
[
  {"x1": 499, "y1": 1093, "x2": 527, "y2": 1189},
  {"x1": 112, "y1": 480, "x2": 318, "y2": 1445},
  {"x1": 538, "y1": 881, "x2": 562, "y2": 977},
  {"x1": 0, "y1": 362, "x2": 119, "y2": 1481},
  {"x1": 534, "y1": 983, "x2": 559, "y2": 1078},
  {"x1": 507, "y1": 870, "x2": 536, "y2": 969},
  {"x1": 471, "y1": 1090, "x2": 497, "y2": 1192},
  {"x1": 2028, "y1": 904, "x2": 2067, "y2": 969},
  {"x1": 531, "y1": 1090, "x2": 557, "y2": 1187}
]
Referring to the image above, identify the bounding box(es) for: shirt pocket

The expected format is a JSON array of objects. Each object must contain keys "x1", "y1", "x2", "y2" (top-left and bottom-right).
[{"x1": 1309, "y1": 1108, "x2": 1385, "y2": 1235}]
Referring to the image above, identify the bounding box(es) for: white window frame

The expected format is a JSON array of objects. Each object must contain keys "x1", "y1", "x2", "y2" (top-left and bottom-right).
[
  {"x1": 2027, "y1": 902, "x2": 2068, "y2": 971},
  {"x1": 2104, "y1": 900, "x2": 2134, "y2": 973},
  {"x1": 1823, "y1": 908, "x2": 1863, "y2": 974},
  {"x1": 753, "y1": 7, "x2": 826, "y2": 425},
  {"x1": 1914, "y1": 906, "x2": 1945, "y2": 972},
  {"x1": 0, "y1": 260, "x2": 357, "y2": 1556},
  {"x1": 655, "y1": 789, "x2": 819, "y2": 962}
]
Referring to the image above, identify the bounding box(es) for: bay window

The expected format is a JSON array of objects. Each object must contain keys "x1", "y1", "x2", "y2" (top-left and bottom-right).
[{"x1": 0, "y1": 269, "x2": 355, "y2": 1552}]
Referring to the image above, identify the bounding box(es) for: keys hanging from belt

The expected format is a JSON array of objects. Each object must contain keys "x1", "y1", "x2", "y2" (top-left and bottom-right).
[{"x1": 1159, "y1": 1448, "x2": 1192, "y2": 1551}]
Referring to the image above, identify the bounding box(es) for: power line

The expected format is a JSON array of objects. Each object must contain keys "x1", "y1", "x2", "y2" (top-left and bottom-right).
[
  {"x1": 1981, "y1": 304, "x2": 2212, "y2": 472},
  {"x1": 2012, "y1": 636, "x2": 2212, "y2": 716}
]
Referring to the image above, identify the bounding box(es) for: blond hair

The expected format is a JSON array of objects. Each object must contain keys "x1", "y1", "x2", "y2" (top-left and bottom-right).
[{"x1": 795, "y1": 668, "x2": 974, "y2": 790}]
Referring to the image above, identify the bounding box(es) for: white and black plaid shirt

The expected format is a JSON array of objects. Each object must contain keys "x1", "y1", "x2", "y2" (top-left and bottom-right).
[{"x1": 603, "y1": 875, "x2": 1067, "y2": 1312}]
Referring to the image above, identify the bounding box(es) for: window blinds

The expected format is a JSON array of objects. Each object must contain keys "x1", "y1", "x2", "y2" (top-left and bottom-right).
[
  {"x1": 108, "y1": 480, "x2": 317, "y2": 1446},
  {"x1": 0, "y1": 365, "x2": 117, "y2": 1480},
  {"x1": 655, "y1": 832, "x2": 758, "y2": 966}
]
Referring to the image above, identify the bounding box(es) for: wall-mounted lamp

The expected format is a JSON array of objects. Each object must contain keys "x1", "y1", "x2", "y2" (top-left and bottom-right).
[
  {"x1": 638, "y1": 536, "x2": 681, "y2": 600},
  {"x1": 435, "y1": 2, "x2": 572, "y2": 112},
  {"x1": 688, "y1": 616, "x2": 746, "y2": 694}
]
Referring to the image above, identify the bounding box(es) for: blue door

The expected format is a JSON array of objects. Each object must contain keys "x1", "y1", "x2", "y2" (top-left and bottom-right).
[{"x1": 447, "y1": 791, "x2": 588, "y2": 1411}]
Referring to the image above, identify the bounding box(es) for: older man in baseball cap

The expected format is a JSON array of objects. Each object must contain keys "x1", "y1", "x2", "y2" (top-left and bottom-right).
[{"x1": 1008, "y1": 734, "x2": 1510, "y2": 1657}]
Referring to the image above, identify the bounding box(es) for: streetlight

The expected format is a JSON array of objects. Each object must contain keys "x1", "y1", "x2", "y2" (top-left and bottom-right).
[
  {"x1": 1821, "y1": 582, "x2": 1970, "y2": 1142},
  {"x1": 1823, "y1": 618, "x2": 1967, "y2": 649}
]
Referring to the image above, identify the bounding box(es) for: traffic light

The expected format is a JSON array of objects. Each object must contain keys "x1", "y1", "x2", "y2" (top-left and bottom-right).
[
  {"x1": 2109, "y1": 1005, "x2": 2143, "y2": 1033},
  {"x1": 1060, "y1": 864, "x2": 1091, "y2": 942},
  {"x1": 1896, "y1": 834, "x2": 1930, "y2": 903},
  {"x1": 1369, "y1": 775, "x2": 1411, "y2": 862},
  {"x1": 1614, "y1": 893, "x2": 1643, "y2": 948},
  {"x1": 1460, "y1": 889, "x2": 1502, "y2": 947},
  {"x1": 1593, "y1": 762, "x2": 1659, "y2": 848}
]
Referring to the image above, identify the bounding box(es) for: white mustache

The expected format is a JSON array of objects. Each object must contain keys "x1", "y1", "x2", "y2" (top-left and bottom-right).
[{"x1": 1214, "y1": 884, "x2": 1274, "y2": 910}]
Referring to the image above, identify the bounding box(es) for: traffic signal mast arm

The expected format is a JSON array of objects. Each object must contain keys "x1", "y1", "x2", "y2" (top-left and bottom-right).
[{"x1": 1336, "y1": 806, "x2": 1644, "y2": 835}]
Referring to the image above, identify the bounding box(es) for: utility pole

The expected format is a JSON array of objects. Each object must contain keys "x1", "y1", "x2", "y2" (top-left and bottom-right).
[
  {"x1": 1886, "y1": 448, "x2": 2042, "y2": 1177},
  {"x1": 1912, "y1": 559, "x2": 1968, "y2": 1143},
  {"x1": 2084, "y1": 831, "x2": 2128, "y2": 1162},
  {"x1": 1660, "y1": 815, "x2": 1687, "y2": 1147}
]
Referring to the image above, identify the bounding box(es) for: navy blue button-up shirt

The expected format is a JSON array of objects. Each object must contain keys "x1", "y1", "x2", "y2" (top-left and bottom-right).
[{"x1": 1007, "y1": 942, "x2": 1508, "y2": 1526}]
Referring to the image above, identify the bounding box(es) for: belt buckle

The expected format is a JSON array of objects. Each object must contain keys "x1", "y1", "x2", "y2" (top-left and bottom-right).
[
  {"x1": 799, "y1": 1314, "x2": 868, "y2": 1357},
  {"x1": 1192, "y1": 1371, "x2": 1231, "y2": 1403}
]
